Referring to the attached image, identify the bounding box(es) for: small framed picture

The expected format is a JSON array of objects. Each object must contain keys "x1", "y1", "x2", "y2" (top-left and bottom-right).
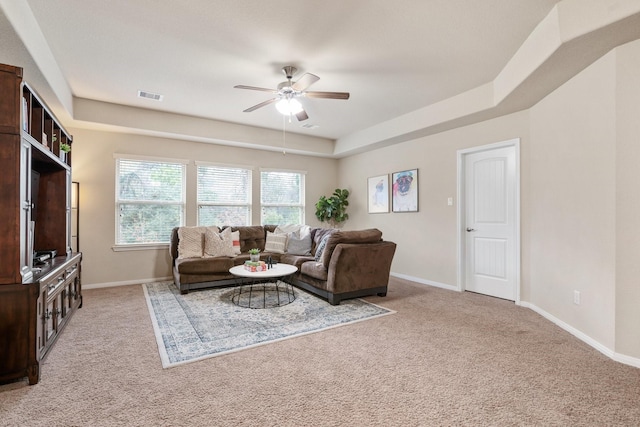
[
  {"x1": 392, "y1": 169, "x2": 418, "y2": 212},
  {"x1": 367, "y1": 174, "x2": 389, "y2": 213}
]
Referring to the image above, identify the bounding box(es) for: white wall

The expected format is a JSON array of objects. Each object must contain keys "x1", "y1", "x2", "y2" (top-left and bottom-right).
[
  {"x1": 70, "y1": 128, "x2": 339, "y2": 286},
  {"x1": 615, "y1": 40, "x2": 640, "y2": 359},
  {"x1": 529, "y1": 48, "x2": 617, "y2": 350}
]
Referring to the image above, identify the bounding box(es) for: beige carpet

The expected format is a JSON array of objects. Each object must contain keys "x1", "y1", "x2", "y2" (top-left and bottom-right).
[{"x1": 1, "y1": 277, "x2": 639, "y2": 426}]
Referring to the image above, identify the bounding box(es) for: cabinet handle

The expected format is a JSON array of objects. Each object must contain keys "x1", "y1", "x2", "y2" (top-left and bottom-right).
[
  {"x1": 56, "y1": 308, "x2": 62, "y2": 316},
  {"x1": 58, "y1": 276, "x2": 65, "y2": 283},
  {"x1": 44, "y1": 310, "x2": 52, "y2": 320}
]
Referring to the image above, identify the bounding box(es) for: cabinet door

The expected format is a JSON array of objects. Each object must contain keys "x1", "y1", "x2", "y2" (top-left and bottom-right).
[
  {"x1": 0, "y1": 64, "x2": 21, "y2": 134},
  {"x1": 72, "y1": 274, "x2": 81, "y2": 307},
  {"x1": 64, "y1": 273, "x2": 79, "y2": 312},
  {"x1": 20, "y1": 138, "x2": 33, "y2": 281},
  {"x1": 36, "y1": 288, "x2": 46, "y2": 358},
  {"x1": 54, "y1": 292, "x2": 63, "y2": 327},
  {"x1": 45, "y1": 299, "x2": 55, "y2": 341},
  {"x1": 66, "y1": 169, "x2": 72, "y2": 255}
]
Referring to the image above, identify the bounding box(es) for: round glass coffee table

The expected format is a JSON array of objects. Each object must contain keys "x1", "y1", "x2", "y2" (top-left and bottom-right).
[{"x1": 229, "y1": 263, "x2": 298, "y2": 309}]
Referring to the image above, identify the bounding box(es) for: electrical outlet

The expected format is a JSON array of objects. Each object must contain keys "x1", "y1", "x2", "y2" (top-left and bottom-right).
[
  {"x1": 447, "y1": 197, "x2": 453, "y2": 206},
  {"x1": 573, "y1": 290, "x2": 581, "y2": 305}
]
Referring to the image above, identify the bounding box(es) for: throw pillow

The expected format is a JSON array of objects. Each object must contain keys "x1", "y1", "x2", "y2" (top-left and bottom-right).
[
  {"x1": 204, "y1": 227, "x2": 236, "y2": 257},
  {"x1": 286, "y1": 232, "x2": 312, "y2": 256},
  {"x1": 230, "y1": 230, "x2": 241, "y2": 255},
  {"x1": 314, "y1": 234, "x2": 331, "y2": 262},
  {"x1": 177, "y1": 227, "x2": 205, "y2": 259},
  {"x1": 275, "y1": 224, "x2": 302, "y2": 235},
  {"x1": 264, "y1": 231, "x2": 287, "y2": 254},
  {"x1": 298, "y1": 225, "x2": 311, "y2": 238}
]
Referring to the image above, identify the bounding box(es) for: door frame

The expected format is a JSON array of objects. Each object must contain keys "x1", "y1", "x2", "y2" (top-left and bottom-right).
[{"x1": 456, "y1": 138, "x2": 521, "y2": 303}]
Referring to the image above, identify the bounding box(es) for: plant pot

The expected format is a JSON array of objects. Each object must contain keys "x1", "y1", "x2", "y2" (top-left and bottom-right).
[{"x1": 250, "y1": 254, "x2": 260, "y2": 262}]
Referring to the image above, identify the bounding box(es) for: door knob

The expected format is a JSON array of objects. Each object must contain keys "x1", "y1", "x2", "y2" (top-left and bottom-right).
[{"x1": 466, "y1": 228, "x2": 476, "y2": 232}]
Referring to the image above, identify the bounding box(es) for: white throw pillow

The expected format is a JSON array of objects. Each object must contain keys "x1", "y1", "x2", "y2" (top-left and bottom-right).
[
  {"x1": 265, "y1": 231, "x2": 288, "y2": 254},
  {"x1": 298, "y1": 225, "x2": 311, "y2": 238},
  {"x1": 177, "y1": 227, "x2": 206, "y2": 259},
  {"x1": 204, "y1": 227, "x2": 236, "y2": 257},
  {"x1": 275, "y1": 224, "x2": 302, "y2": 235},
  {"x1": 230, "y1": 230, "x2": 241, "y2": 255}
]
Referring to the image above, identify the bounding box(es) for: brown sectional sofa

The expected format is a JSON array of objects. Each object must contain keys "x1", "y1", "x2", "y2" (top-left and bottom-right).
[{"x1": 169, "y1": 225, "x2": 396, "y2": 305}]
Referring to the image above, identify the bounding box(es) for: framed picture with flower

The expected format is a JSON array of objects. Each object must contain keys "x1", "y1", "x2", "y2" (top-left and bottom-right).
[
  {"x1": 367, "y1": 174, "x2": 389, "y2": 213},
  {"x1": 392, "y1": 169, "x2": 418, "y2": 212}
]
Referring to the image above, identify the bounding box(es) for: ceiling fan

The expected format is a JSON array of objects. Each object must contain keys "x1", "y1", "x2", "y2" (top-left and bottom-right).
[{"x1": 234, "y1": 66, "x2": 350, "y2": 121}]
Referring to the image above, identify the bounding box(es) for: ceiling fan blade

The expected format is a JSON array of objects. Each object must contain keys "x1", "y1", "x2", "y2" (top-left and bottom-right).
[
  {"x1": 305, "y1": 91, "x2": 350, "y2": 100},
  {"x1": 296, "y1": 109, "x2": 309, "y2": 121},
  {"x1": 234, "y1": 85, "x2": 277, "y2": 93},
  {"x1": 243, "y1": 98, "x2": 277, "y2": 112},
  {"x1": 292, "y1": 73, "x2": 320, "y2": 91}
]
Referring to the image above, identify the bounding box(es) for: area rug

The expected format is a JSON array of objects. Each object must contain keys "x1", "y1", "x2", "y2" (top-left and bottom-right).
[{"x1": 143, "y1": 281, "x2": 395, "y2": 368}]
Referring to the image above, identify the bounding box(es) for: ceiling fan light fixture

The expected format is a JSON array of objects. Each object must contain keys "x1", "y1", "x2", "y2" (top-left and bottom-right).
[{"x1": 275, "y1": 98, "x2": 303, "y2": 115}]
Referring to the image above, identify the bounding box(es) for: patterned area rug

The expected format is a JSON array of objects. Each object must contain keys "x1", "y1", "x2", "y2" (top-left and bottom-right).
[{"x1": 143, "y1": 281, "x2": 395, "y2": 368}]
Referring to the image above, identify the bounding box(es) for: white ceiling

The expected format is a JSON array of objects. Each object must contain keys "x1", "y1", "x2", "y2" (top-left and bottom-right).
[
  {"x1": 3, "y1": 0, "x2": 640, "y2": 157},
  {"x1": 22, "y1": 0, "x2": 560, "y2": 141}
]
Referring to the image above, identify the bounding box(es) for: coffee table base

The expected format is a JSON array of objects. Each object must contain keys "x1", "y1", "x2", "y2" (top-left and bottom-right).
[{"x1": 231, "y1": 280, "x2": 296, "y2": 309}]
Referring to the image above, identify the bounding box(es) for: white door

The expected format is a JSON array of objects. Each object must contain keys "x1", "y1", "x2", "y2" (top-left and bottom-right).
[{"x1": 464, "y1": 145, "x2": 517, "y2": 301}]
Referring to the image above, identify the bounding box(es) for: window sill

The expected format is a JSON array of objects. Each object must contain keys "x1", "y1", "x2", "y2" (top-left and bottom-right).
[{"x1": 112, "y1": 243, "x2": 169, "y2": 252}]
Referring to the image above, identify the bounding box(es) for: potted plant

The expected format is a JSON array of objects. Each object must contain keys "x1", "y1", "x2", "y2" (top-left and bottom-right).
[
  {"x1": 248, "y1": 248, "x2": 260, "y2": 262},
  {"x1": 60, "y1": 142, "x2": 71, "y2": 163},
  {"x1": 315, "y1": 188, "x2": 349, "y2": 228}
]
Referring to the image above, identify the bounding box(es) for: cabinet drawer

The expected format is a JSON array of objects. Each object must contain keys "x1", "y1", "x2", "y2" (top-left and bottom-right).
[{"x1": 41, "y1": 262, "x2": 79, "y2": 299}]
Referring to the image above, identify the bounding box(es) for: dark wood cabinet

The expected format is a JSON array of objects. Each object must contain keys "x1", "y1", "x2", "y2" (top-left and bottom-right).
[{"x1": 0, "y1": 63, "x2": 82, "y2": 385}]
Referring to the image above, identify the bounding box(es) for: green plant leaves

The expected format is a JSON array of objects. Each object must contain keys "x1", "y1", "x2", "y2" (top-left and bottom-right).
[{"x1": 315, "y1": 188, "x2": 349, "y2": 226}]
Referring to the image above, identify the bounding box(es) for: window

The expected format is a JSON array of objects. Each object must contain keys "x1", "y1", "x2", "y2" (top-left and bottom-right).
[
  {"x1": 197, "y1": 164, "x2": 252, "y2": 226},
  {"x1": 116, "y1": 156, "x2": 185, "y2": 245},
  {"x1": 261, "y1": 169, "x2": 305, "y2": 224}
]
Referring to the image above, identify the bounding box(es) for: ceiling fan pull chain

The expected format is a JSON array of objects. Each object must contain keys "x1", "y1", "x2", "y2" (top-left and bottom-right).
[{"x1": 282, "y1": 115, "x2": 287, "y2": 155}]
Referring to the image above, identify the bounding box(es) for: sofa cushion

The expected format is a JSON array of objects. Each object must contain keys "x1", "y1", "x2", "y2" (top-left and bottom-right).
[
  {"x1": 301, "y1": 261, "x2": 328, "y2": 281},
  {"x1": 231, "y1": 225, "x2": 267, "y2": 253},
  {"x1": 320, "y1": 229, "x2": 383, "y2": 267},
  {"x1": 279, "y1": 254, "x2": 314, "y2": 268},
  {"x1": 175, "y1": 256, "x2": 234, "y2": 274},
  {"x1": 265, "y1": 231, "x2": 287, "y2": 254},
  {"x1": 204, "y1": 227, "x2": 235, "y2": 257}
]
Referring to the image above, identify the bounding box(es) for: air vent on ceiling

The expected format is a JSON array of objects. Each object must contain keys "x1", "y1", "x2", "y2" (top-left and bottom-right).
[
  {"x1": 300, "y1": 123, "x2": 319, "y2": 129},
  {"x1": 137, "y1": 90, "x2": 163, "y2": 101}
]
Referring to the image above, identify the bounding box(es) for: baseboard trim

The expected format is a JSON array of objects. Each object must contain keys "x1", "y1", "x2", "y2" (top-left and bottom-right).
[
  {"x1": 390, "y1": 272, "x2": 459, "y2": 292},
  {"x1": 83, "y1": 276, "x2": 173, "y2": 290},
  {"x1": 518, "y1": 301, "x2": 640, "y2": 369}
]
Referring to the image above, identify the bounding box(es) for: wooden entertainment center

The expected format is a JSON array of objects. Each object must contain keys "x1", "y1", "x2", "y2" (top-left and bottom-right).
[{"x1": 0, "y1": 63, "x2": 82, "y2": 385}]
